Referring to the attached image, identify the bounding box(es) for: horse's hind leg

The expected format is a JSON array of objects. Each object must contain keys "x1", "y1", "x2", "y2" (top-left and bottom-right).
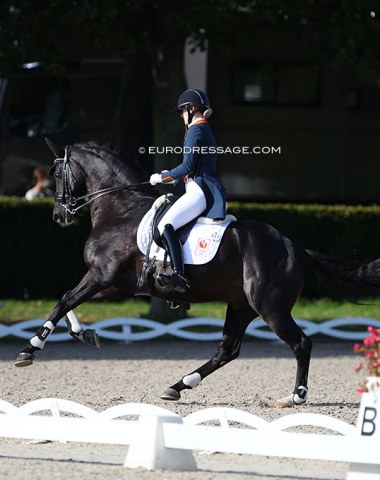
[
  {"x1": 15, "y1": 270, "x2": 103, "y2": 367},
  {"x1": 65, "y1": 309, "x2": 100, "y2": 346},
  {"x1": 161, "y1": 304, "x2": 257, "y2": 401},
  {"x1": 263, "y1": 311, "x2": 312, "y2": 407},
  {"x1": 243, "y1": 239, "x2": 312, "y2": 407}
]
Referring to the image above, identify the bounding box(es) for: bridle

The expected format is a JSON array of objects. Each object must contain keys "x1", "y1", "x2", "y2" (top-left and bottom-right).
[{"x1": 52, "y1": 146, "x2": 150, "y2": 215}]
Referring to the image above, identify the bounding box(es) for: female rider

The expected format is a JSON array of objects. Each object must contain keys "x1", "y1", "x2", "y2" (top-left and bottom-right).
[{"x1": 149, "y1": 89, "x2": 226, "y2": 293}]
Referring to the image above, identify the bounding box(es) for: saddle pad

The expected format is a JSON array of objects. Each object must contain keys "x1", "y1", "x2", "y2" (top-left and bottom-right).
[{"x1": 137, "y1": 207, "x2": 236, "y2": 265}]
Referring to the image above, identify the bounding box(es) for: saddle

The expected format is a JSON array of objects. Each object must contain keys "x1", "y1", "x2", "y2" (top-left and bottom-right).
[
  {"x1": 150, "y1": 194, "x2": 196, "y2": 249},
  {"x1": 137, "y1": 194, "x2": 235, "y2": 299}
]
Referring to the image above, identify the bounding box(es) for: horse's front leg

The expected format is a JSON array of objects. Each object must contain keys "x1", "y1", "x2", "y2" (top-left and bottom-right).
[
  {"x1": 161, "y1": 304, "x2": 255, "y2": 401},
  {"x1": 15, "y1": 270, "x2": 104, "y2": 367}
]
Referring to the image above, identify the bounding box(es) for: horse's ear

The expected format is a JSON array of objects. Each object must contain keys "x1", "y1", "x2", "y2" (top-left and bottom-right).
[{"x1": 45, "y1": 137, "x2": 65, "y2": 158}]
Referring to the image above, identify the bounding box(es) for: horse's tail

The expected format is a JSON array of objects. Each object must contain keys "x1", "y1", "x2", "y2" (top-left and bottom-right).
[{"x1": 304, "y1": 249, "x2": 380, "y2": 299}]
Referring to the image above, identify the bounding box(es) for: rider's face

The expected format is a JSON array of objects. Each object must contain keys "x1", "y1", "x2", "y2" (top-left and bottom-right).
[
  {"x1": 180, "y1": 106, "x2": 195, "y2": 126},
  {"x1": 180, "y1": 107, "x2": 188, "y2": 125}
]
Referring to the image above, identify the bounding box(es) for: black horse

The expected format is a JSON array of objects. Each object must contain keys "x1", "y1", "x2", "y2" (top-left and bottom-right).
[{"x1": 15, "y1": 140, "x2": 380, "y2": 407}]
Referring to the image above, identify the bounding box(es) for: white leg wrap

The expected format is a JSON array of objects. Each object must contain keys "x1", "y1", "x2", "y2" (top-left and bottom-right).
[
  {"x1": 30, "y1": 321, "x2": 55, "y2": 350},
  {"x1": 276, "y1": 386, "x2": 308, "y2": 408},
  {"x1": 182, "y1": 372, "x2": 201, "y2": 388},
  {"x1": 66, "y1": 310, "x2": 82, "y2": 334},
  {"x1": 292, "y1": 386, "x2": 308, "y2": 404}
]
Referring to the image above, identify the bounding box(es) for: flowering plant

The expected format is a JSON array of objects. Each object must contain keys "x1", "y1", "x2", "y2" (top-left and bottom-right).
[{"x1": 353, "y1": 326, "x2": 380, "y2": 393}]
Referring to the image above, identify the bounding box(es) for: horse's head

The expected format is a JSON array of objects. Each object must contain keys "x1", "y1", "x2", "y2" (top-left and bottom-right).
[{"x1": 46, "y1": 138, "x2": 86, "y2": 227}]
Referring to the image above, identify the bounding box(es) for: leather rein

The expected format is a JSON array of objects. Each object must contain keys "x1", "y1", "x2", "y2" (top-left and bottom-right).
[{"x1": 52, "y1": 146, "x2": 150, "y2": 215}]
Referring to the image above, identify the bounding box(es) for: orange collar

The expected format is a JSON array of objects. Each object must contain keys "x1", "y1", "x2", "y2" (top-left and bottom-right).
[
  {"x1": 190, "y1": 119, "x2": 208, "y2": 126},
  {"x1": 184, "y1": 119, "x2": 208, "y2": 138}
]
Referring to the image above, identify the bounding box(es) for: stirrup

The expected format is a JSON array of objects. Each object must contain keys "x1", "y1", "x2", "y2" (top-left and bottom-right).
[{"x1": 155, "y1": 272, "x2": 189, "y2": 293}]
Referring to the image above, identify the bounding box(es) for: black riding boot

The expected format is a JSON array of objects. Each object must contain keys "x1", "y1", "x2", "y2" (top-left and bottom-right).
[{"x1": 159, "y1": 224, "x2": 189, "y2": 293}]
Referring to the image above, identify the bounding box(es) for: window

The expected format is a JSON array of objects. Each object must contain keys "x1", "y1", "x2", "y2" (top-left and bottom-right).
[
  {"x1": 75, "y1": 72, "x2": 124, "y2": 130},
  {"x1": 232, "y1": 61, "x2": 320, "y2": 106},
  {"x1": 9, "y1": 76, "x2": 70, "y2": 137},
  {"x1": 8, "y1": 66, "x2": 126, "y2": 137}
]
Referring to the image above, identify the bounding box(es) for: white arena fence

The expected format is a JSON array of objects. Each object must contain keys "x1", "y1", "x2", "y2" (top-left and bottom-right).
[
  {"x1": 0, "y1": 393, "x2": 379, "y2": 479},
  {"x1": 1, "y1": 316, "x2": 380, "y2": 342}
]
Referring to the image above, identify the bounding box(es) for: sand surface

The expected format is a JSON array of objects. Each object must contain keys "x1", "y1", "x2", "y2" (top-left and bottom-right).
[{"x1": 0, "y1": 339, "x2": 362, "y2": 479}]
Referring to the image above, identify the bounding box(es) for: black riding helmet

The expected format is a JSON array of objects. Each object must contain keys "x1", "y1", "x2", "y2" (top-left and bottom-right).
[
  {"x1": 176, "y1": 89, "x2": 210, "y2": 110},
  {"x1": 175, "y1": 89, "x2": 212, "y2": 125}
]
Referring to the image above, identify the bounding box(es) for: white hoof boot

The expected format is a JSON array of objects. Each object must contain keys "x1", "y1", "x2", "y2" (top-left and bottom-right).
[{"x1": 276, "y1": 386, "x2": 308, "y2": 408}]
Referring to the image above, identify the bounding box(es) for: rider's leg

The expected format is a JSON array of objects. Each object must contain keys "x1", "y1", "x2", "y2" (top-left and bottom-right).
[
  {"x1": 157, "y1": 179, "x2": 206, "y2": 292},
  {"x1": 159, "y1": 179, "x2": 206, "y2": 231},
  {"x1": 160, "y1": 224, "x2": 189, "y2": 292}
]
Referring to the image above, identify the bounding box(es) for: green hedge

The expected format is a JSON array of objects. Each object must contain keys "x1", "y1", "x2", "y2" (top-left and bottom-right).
[
  {"x1": 0, "y1": 197, "x2": 90, "y2": 298},
  {"x1": 228, "y1": 202, "x2": 380, "y2": 260},
  {"x1": 229, "y1": 202, "x2": 380, "y2": 298},
  {"x1": 1, "y1": 196, "x2": 380, "y2": 298}
]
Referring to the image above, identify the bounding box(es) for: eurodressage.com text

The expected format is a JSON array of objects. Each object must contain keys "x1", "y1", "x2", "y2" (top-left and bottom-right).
[{"x1": 140, "y1": 146, "x2": 282, "y2": 155}]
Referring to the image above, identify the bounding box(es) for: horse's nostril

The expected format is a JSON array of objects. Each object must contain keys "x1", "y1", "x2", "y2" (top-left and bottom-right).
[{"x1": 53, "y1": 213, "x2": 60, "y2": 223}]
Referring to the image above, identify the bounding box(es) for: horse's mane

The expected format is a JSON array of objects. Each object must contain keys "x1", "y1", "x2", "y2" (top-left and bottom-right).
[{"x1": 73, "y1": 141, "x2": 148, "y2": 180}]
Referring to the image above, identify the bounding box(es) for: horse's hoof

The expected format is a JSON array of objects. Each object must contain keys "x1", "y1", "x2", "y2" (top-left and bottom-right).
[
  {"x1": 14, "y1": 352, "x2": 34, "y2": 368},
  {"x1": 71, "y1": 329, "x2": 100, "y2": 348},
  {"x1": 83, "y1": 329, "x2": 101, "y2": 348},
  {"x1": 160, "y1": 388, "x2": 181, "y2": 401},
  {"x1": 276, "y1": 386, "x2": 308, "y2": 408},
  {"x1": 276, "y1": 395, "x2": 294, "y2": 408}
]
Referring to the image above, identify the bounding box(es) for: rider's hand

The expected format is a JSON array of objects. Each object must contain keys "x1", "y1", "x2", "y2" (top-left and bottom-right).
[
  {"x1": 150, "y1": 173, "x2": 162, "y2": 185},
  {"x1": 161, "y1": 170, "x2": 178, "y2": 185}
]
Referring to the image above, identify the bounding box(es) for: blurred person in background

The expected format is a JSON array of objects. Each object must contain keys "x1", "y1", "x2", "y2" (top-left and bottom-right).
[{"x1": 25, "y1": 166, "x2": 53, "y2": 200}]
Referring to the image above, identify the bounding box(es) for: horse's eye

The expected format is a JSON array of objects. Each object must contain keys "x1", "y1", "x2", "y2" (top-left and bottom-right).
[{"x1": 55, "y1": 171, "x2": 61, "y2": 178}]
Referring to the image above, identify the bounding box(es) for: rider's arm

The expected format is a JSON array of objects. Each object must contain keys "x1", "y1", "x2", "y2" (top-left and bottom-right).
[{"x1": 161, "y1": 126, "x2": 202, "y2": 184}]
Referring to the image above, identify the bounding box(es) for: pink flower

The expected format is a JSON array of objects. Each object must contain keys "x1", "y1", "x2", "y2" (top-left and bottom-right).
[
  {"x1": 363, "y1": 336, "x2": 375, "y2": 347},
  {"x1": 356, "y1": 387, "x2": 366, "y2": 394},
  {"x1": 353, "y1": 326, "x2": 380, "y2": 393},
  {"x1": 368, "y1": 326, "x2": 380, "y2": 339}
]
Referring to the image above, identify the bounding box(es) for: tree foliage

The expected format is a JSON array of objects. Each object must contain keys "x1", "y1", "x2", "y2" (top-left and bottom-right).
[
  {"x1": 263, "y1": 0, "x2": 380, "y2": 81},
  {"x1": 0, "y1": 1, "x2": 379, "y2": 81},
  {"x1": 0, "y1": 1, "x2": 236, "y2": 72}
]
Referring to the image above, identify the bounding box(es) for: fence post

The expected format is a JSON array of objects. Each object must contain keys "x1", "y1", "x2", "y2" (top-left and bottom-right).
[{"x1": 124, "y1": 414, "x2": 197, "y2": 471}]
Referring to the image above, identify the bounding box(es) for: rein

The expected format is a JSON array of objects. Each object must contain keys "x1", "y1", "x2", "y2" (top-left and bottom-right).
[{"x1": 52, "y1": 147, "x2": 150, "y2": 215}]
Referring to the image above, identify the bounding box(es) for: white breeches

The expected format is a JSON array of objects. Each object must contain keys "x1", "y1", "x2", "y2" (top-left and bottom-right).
[{"x1": 158, "y1": 178, "x2": 207, "y2": 234}]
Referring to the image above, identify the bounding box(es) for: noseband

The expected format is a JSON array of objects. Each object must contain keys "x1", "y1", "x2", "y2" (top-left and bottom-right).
[
  {"x1": 52, "y1": 146, "x2": 80, "y2": 214},
  {"x1": 52, "y1": 147, "x2": 150, "y2": 215}
]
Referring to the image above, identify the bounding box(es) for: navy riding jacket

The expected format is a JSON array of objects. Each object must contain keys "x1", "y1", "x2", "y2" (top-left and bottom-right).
[{"x1": 160, "y1": 120, "x2": 226, "y2": 219}]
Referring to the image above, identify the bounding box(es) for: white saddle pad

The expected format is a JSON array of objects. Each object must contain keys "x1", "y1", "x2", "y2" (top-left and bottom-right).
[{"x1": 137, "y1": 199, "x2": 236, "y2": 265}]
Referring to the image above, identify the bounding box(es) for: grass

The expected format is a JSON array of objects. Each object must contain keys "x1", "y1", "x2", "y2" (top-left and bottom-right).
[
  {"x1": 0, "y1": 299, "x2": 150, "y2": 324},
  {"x1": 291, "y1": 297, "x2": 380, "y2": 321},
  {"x1": 0, "y1": 297, "x2": 379, "y2": 324}
]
